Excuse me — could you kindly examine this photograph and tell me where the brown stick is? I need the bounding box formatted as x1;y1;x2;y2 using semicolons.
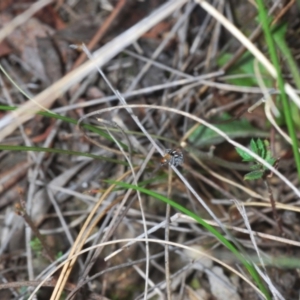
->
15;194;55;262
0;279;75;291
264;178;284;237
71;0;127;70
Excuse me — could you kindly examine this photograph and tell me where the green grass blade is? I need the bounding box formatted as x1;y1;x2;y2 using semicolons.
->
273;24;300;90
108;180;270;299
0;144;127;165
0;104;128;150
273;23;300;128
256;0;300;181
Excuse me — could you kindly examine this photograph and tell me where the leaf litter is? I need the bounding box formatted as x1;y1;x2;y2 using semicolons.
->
0;1;300;299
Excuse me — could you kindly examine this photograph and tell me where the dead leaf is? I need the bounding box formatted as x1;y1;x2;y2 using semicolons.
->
207;266;241;300
0;14;54;82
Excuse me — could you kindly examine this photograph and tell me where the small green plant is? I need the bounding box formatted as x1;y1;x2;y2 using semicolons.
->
55;250;63;260
30;237;43;257
236;139;276;180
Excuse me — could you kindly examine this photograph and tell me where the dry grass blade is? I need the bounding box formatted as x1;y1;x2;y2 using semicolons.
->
78;103;300;198
48;170;133;300
0;0;53;43
233;199;284;299
195;0;300;109
189;153;269;201
0;0;188;142
28;238;266;300
71;0;127;69
3;1;300;298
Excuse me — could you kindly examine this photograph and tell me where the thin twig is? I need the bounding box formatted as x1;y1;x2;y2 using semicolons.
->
79;43;150;300
264;179;284;236
71;0;127;69
28;238;266;300
0;0;53;43
165;166;173;300
15;196;55;262
0;0;188;141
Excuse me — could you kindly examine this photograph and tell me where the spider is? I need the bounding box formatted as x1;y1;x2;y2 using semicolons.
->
160;148;184;167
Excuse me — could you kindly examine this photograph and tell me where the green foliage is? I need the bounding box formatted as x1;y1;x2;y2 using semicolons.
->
236;139;276;180
273;23;300;128
188;113;267;147
273;23;300;88
256;0;300;181
19;286;27;296
55;251;63;260
30;237;43;257
190;278;201;289
107;180;270;299
0;104;129;151
0;144;127;166
217;52;272;87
